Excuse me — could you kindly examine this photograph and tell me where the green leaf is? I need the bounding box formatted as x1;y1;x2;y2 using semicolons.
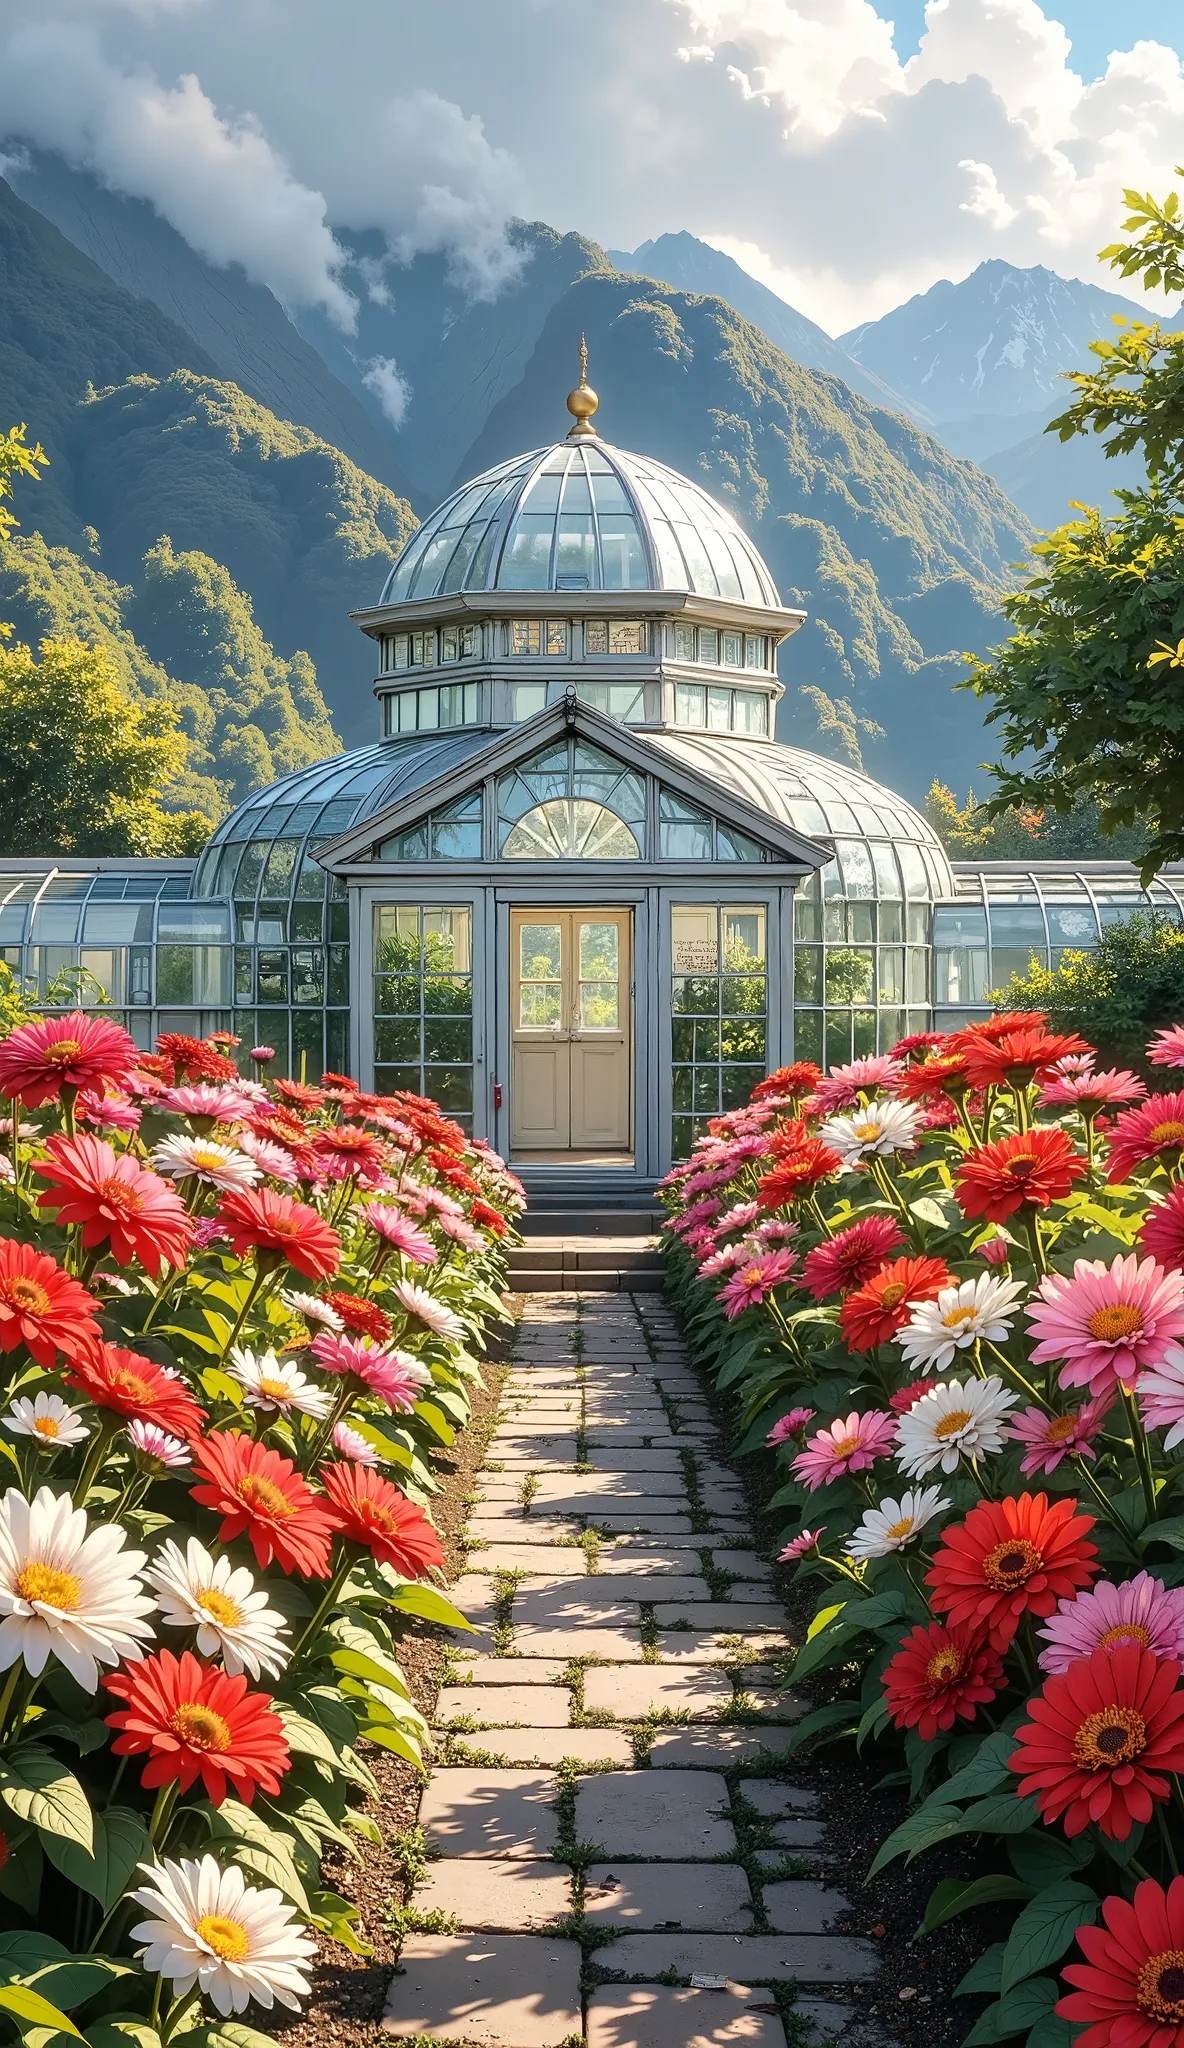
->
387;1583;475;1631
778;1701;860;1755
0;1939;68;1978
956;1942;1006;1997
328;1648;411;1698
868;1804;964;1877
310;1888;371;1956
918;1873;1035;1938
274;1708;340;1767
836;1592;908;1633
0;1988;83;2039
959;1792;1041;1835
355;1722;425;1765
20;1959;131;2015
0;1748;91;1853
85;2019;163;2048
40;1808;148;1912
999;1881;1099;1996
963;1978;1060;2045
1007;1832;1094;1888
940;1728;1018;1805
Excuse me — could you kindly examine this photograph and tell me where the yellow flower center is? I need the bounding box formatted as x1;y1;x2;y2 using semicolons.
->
0;1278;51;1316
169;1703;232;1753
257;1377;292;1402
191;1148;225;1171
32;1417;60;1441
1073;1704;1147;1771
941;1305;979;1331
741;1266;763;1287
1098;1621;1152;1652
926;1645;963;1684
878;1281;908;1309
236;1473;292;1519
1045;1414;1078;1441
43;1040;83;1066
1150;1122;1184;1149
95;1177;144;1220
934;1408;973;1438
885;1516;915;1542
194;1914;251;1963
853;1123;881;1142
982;1537;1043;1591
1088;1304;1144;1342
1137;1949;1184;2021
16;1561;82;1611
832;1434;862;1459
197;1586;243;1628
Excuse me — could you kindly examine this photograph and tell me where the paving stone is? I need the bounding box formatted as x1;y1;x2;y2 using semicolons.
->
512;1592;642;1629
657;1632;794;1661
739;1781;820;1817
414;1858;571;1931
520;1575;710;1610
419;1770;559;1859
582;1666;732;1719
511;1625;647;1659
591;1550;710;1575
538;1481;690;1511
465;1520;576;1545
788;1998;855;2044
382;1932;581;2043
604;1931;878;1983
767;1816;826;1849
654;1604;790;1631
760;1883;851;1934
648;1728;804;1767
586;1448;684;1471
435;1686;572;1728
575;1770;734;1858
476;1728;635;1767
583;1861;754;1931
445;1578;499;1624
711;1552;774;1579
464;1546;587;1575
449;1657;570;1685
586;1983;787;2047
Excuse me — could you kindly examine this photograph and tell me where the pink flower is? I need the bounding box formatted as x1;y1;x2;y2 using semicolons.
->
250;1046;276;1063
310;1332;430;1414
681;1167;736;1197
810;1055;904;1113
1040;1068;1146;1111
1137;1341;1184;1449
791;1410;897;1492
1138;1183;1184;1273
779;1529;824;1562
0;1011;137;1106
1038;1571;1184;1674
751;1219;799;1247
363;1206;438;1265
671;1198;722;1237
127;1418;191;1468
801;1215;904;1301
1105;1091;1184;1181
1027;1253;1184;1396
332;1420;380;1464
697;1243;750;1279
434;1212;482;1252
716;1200;761;1237
977;1233;1011;1266
77;1088;142;1133
239;1132;301;1186
890;1378;936;1414
1149;1025;1184;1068
191;1217;226;1249
160;1083;258;1125
767;1407;814;1447
717;1249;797;1319
1005;1397;1111;1475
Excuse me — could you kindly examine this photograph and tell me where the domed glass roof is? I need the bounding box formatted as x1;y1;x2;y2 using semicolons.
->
379;442;781;609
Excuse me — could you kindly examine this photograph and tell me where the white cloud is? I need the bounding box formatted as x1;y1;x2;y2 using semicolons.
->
361;356;411;428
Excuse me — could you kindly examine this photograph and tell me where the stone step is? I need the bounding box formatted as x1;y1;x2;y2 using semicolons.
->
511;1265;666;1293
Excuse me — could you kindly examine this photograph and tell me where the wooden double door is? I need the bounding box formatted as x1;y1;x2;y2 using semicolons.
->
510;908;632;1151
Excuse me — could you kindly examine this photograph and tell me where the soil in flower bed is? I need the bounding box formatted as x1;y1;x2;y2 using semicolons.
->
274;1317;516;2048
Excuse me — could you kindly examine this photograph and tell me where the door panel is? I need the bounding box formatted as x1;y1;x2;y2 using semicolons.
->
570;914;630;1147
511;918;569;1149
510;908;632;1152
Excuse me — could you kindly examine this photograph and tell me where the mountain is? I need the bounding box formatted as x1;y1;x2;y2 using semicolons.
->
608;232;921;419
456;270;1033;799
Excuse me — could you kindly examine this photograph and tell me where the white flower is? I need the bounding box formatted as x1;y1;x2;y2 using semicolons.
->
391;1278;465;1341
332;1420;380;1465
819;1097;923;1165
846;1486;951;1560
152;1135;261;1191
0;1485;154;1689
895;1376;1018;1478
279;1289;343;1331
130;1854;314;2014
228;1347;333;1419
143;1537;290;1680
5;1394;89;1449
127;1420;190;1469
898;1274;1028;1373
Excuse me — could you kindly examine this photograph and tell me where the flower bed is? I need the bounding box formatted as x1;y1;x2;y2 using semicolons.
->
661;1018;1184;2048
0;1015;519;2045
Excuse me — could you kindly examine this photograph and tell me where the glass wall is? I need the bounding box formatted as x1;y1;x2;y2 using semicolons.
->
372;906;474;1127
792;849;933;1063
670;905;768;1157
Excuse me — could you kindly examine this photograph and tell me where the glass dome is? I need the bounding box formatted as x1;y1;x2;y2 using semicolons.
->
379;441;781;607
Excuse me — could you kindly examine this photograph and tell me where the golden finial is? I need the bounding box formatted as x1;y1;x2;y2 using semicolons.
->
566;333;599;438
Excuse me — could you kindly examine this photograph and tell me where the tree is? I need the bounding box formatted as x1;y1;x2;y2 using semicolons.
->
966;173;1184;878
0;423;47;545
924;782;1147;860
990;911;1184;1071
0;635;208;855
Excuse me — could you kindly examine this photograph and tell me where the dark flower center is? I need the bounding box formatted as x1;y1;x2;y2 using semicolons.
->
982;1537;1043;1590
1137;1950;1184;2020
1073;1704;1147;1770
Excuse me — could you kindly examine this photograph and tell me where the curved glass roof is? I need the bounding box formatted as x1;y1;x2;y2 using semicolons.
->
379;442;781;609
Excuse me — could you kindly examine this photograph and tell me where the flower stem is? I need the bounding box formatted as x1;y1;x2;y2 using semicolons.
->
72;1413;118;1506
1121;1383;1158;1522
217;1267;266;1368
289;1545;355;1667
148;1780;179;1850
0;1662;22;1738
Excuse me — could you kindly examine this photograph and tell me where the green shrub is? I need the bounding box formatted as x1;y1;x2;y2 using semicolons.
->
992;908;1184;1069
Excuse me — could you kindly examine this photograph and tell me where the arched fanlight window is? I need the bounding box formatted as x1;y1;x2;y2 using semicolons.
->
497;740;646;858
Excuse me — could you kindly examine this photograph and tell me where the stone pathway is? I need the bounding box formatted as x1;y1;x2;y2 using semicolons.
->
382;1290;876;2048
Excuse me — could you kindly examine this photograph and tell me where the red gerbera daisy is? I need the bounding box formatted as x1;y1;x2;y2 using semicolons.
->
896;1053;971;1102
958;1025;1089;1091
1010;1645;1184;1839
839;1254;951;1353
189;1432;334;1576
757;1136;842;1211
0;1012;137;1107
926;1491;1098;1652
801;1216;904;1300
951;1010;1048;1044
35;1134;195;1277
1059;1873;1184;2045
322;1291;393;1344
215;1186;340;1281
751;1063;823;1102
320;1072;355;1091
313;1126;387;1183
104;1648;290;1805
156;1033;238;1083
889;1376;937;1413
955;1126;1087;1223
427;1150;479;1193
274;1079;326;1111
470;1199;507;1238
891;1031;946;1061
1106;1093;1184;1183
66;1342;207;1443
882;1621;1005;1742
0;1238;101;1367
321;1462;445;1577
1140;1183;1184;1273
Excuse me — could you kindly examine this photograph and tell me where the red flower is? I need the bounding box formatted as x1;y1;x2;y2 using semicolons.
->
926;1491;1098;1652
958;1025;1089;1090
891;1031;946;1061
470;1199;507;1238
801;1216;904;1300
0;1012;137;1107
839;1255;951;1353
751;1063;822;1102
952;1009;1048;1044
882;1621;1005;1742
156;1033;238;1083
215;1187;340;1281
897;1053;970;1102
1059;1873;1184;2046
427;1150;479;1193
1140;1183;1184;1272
104;1648;289;1805
757;1134;842;1210
1106;1093;1184;1183
889;1377;937;1414
246;1109;317;1175
320;1071;355;1091
1010;1645;1184;1839
274;1079;326;1111
955;1126;1087;1223
66;1343;207;1443
322;1292;393;1344
35;1135;195;1277
0;1238;101;1367
189;1432;334;1577
313;1126;387;1183
322;1462;445;1577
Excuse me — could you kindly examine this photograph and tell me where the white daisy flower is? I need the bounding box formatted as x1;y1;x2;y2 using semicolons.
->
819;1097;924;1165
143;1537;290;1680
129;1854;314;2015
846;1486;951;1560
279;1289;344;1331
895;1376;1018;1478
151;1135;261;1191
391;1278;465;1342
127;1420;191;1469
228;1347;333;1420
5;1393;89;1449
0;1485;154;1690
898;1274;1028;1374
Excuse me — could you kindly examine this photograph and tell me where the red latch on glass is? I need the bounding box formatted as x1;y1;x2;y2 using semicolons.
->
493;1081;503;1109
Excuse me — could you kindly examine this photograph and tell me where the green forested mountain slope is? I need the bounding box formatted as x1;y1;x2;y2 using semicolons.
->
458;272;1032;797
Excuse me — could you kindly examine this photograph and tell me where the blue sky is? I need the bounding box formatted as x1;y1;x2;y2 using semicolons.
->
888;0;1183;66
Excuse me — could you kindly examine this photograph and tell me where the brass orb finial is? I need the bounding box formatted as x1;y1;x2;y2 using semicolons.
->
566;334;599;438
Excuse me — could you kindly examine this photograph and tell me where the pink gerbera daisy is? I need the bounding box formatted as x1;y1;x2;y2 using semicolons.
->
309;1332;430;1413
717;1249;797;1319
697;1243;751;1279
779;1529;824;1562
1005;1397;1111;1475
810;1055;904;1113
715;1200;761;1237
332;1419;381;1464
0;1011;137;1107
1138;1183;1184;1273
890;1377;937;1414
791;1409;897;1492
363;1205;438;1265
1027;1253;1184;1396
434;1212;482;1251
1149;1024;1184;1068
1105;1091;1184;1181
1038;1571;1184;1674
1039;1068;1147;1112
238;1131;301;1186
767;1406;814;1447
